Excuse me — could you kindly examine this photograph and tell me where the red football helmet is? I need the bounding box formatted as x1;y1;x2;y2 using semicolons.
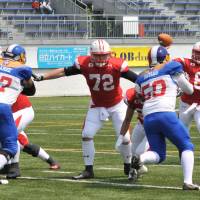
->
192;42;200;64
90;39;111;67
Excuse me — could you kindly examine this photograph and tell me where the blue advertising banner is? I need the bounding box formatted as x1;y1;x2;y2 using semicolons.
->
37;46;89;68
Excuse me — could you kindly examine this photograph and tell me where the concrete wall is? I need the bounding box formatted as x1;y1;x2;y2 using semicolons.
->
5;44;193;97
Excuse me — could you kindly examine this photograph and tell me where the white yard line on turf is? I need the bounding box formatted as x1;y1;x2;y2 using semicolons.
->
18;176;182;190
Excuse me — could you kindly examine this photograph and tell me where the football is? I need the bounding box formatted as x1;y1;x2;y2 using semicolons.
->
158;33;173;47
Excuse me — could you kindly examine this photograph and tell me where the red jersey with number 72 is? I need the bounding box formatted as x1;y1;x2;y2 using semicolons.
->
74;56;129;107
175;58;200;105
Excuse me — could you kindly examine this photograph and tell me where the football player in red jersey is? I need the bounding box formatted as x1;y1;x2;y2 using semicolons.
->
116;88;149;175
34;39;138;179
174;42;200;134
4;94;60;179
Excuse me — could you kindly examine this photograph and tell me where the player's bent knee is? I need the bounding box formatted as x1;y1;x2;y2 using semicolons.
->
82;131;95;139
122;132;131;144
180;142;194;152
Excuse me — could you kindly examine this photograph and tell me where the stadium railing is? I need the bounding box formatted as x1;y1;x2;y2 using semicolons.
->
0;14;200;40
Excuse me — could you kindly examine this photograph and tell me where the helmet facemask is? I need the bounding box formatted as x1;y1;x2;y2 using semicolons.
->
91;53;111;67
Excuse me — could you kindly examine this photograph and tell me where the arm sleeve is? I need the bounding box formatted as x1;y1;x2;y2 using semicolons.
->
18;67;32;80
64;66;81;76
172;73;193;95
121;69;138;83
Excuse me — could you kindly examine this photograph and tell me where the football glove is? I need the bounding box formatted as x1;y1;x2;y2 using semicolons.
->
32;73;44;81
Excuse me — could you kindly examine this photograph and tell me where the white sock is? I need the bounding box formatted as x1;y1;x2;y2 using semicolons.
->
119;142;132;163
38;147;50;161
181;150;194;184
140;151;160;164
11;141;20;163
0;154;8;170
135;139;149;155
82;140;95;166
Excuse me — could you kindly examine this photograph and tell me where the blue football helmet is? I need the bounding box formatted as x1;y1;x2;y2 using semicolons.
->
147;45;170;67
3;44;26;64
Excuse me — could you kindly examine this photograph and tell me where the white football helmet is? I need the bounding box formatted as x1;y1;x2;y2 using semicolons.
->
192;42;200;64
2;44;26;64
148;45;170;67
90;39;111;67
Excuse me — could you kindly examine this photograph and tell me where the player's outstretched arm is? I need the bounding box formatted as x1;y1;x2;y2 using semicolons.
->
33;68;66;81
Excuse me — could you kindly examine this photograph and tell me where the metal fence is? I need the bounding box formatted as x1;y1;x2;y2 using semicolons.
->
0;14;200;40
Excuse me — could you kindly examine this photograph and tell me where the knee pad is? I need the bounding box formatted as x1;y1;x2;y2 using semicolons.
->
82;130;95;139
179;142;194;153
23;143;40;157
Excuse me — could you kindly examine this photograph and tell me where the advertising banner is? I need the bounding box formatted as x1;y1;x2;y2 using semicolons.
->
37;46;89;68
111;46;150;67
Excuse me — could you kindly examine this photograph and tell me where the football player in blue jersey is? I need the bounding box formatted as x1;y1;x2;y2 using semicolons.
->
0;44;35;181
129;45;199;190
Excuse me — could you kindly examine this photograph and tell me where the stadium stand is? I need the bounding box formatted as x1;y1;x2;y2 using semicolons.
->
0;0;199;40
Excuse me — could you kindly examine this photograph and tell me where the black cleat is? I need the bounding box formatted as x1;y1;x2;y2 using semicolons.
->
6;163;21;179
124;163;131;175
72;170;94;180
128;168;138;181
128;155;142;182
131;155;142;170
0;164;9;174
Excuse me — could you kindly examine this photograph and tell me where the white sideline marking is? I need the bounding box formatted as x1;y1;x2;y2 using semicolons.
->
18;176;182;190
42;170;72;174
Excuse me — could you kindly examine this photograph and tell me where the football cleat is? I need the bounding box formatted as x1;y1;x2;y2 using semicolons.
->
183;183;200;190
0;164;9;174
138;165;148;175
124;163;131;175
72;170;94;180
6;163;21;179
131;155;142;170
128;168;138;181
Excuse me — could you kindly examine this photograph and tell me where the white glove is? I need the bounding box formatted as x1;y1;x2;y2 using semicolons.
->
115;135;124;151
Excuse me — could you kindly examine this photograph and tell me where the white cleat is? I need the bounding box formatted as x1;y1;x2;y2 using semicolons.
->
138;165;148;175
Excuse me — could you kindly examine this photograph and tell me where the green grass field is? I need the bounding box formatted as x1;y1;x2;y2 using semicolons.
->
1;96;199;200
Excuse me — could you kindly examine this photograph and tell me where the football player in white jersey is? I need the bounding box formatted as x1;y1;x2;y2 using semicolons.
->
129;46;199;190
0;44;35;177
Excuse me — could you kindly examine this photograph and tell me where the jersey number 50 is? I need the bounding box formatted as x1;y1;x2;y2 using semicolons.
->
141;79;166;100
